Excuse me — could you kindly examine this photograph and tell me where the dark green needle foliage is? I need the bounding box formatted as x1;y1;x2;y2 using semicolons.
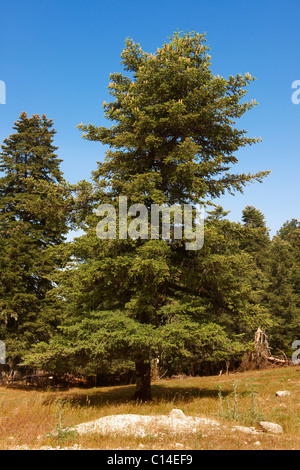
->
24;32;274;399
0;112;73;366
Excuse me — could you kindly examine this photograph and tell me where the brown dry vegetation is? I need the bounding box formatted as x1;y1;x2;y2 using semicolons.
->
0;366;299;450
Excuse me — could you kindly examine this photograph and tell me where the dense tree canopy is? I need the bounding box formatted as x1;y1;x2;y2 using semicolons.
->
0;112;73;365
22;32;275;400
1;34;298;399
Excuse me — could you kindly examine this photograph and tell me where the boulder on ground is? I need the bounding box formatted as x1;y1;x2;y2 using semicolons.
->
232;425;260;435
169;409;186;419
275;391;290;397
259;421;283;434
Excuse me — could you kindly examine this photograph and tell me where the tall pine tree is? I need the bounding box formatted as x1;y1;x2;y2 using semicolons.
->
25;32;270;399
0;112;73;367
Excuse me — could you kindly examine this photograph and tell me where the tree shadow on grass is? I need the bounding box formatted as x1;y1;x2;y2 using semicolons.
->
44;383;231;408
152;384;231;402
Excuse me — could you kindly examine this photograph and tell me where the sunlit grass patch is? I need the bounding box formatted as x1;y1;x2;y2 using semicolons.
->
0;366;299;450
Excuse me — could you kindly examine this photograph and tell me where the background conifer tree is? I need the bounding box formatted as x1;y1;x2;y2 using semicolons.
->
0;112;73;367
266;220;300;352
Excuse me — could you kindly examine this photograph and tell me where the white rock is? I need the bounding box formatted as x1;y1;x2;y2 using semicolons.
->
275;391;291;397
254;441;261;446
232;425;260;435
169;409;186;419
46;412;221;439
259;421;283;434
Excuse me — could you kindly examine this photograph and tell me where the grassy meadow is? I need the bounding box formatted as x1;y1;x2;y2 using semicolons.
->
0;366;299;450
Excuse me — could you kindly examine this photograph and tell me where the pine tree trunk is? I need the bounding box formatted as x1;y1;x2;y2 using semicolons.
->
132;359;152;401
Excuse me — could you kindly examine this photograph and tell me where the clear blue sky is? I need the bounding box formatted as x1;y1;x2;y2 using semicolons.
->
0;0;299;237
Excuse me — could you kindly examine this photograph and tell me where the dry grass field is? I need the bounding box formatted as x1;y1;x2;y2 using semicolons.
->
0;366;299;450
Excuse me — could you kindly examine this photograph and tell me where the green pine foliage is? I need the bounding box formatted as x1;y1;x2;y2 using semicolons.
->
22;32;274;400
0;112;73;366
4;33;297;396
267;220;300;352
